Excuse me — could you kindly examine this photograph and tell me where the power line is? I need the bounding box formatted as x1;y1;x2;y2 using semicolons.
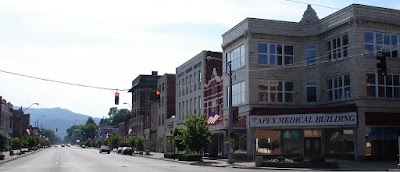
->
0;69;130;92
285;0;340;10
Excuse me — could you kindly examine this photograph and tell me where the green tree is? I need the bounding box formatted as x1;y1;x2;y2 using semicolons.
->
182;114;212;154
82;124;97;140
128;136;137;148
108;134;123;149
42;128;61;144
10;138;20;150
86;117;96;125
173;126;186;152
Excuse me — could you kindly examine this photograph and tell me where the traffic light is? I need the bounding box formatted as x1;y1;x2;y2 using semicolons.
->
56;128;58;132
115;92;120;105
155;90;160;102
376;50;387;76
233;107;239;123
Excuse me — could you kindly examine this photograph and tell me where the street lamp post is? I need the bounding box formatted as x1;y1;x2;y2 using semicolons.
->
19;103;39;155
36;115;46;128
207;56;234;164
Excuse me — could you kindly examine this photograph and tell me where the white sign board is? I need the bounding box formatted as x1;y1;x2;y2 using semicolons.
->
250;112;357;127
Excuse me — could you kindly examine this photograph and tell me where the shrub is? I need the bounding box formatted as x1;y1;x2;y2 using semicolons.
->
0;155;4;160
276;156;286;162
309;156;325;162
292;157;303;162
164;153;178;159
178;154;202;161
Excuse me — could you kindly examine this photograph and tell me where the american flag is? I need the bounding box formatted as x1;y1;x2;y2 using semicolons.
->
128;128;132;135
26;129;30;135
106;133;109;139
207;112;220;125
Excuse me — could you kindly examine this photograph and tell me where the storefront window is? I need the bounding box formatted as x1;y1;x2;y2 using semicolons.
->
325;129;354;155
232;130;247;153
365;127;399;158
255;130;281;155
282;130;301;155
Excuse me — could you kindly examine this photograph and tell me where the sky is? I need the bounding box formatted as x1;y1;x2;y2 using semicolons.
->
1;0;399;118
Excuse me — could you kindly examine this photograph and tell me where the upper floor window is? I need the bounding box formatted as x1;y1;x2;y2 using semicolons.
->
305;44;317;66
367;73;400;98
365;31;399;58
306;81;317;102
326;74;350;101
226;44;245;71
198;72;202;90
258;43;294;65
258;80;295;103
227;81;246;106
190;75;193;93
325;33;348;61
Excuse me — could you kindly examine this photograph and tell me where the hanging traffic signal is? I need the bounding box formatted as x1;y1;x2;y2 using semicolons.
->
376;50;387;76
115;92;120;105
155;90;160;102
56;128;58;132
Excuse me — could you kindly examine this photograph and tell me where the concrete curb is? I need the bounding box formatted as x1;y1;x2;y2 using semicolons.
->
0;150;40;165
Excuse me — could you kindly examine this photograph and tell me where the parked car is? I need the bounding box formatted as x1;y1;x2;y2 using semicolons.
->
81;145;86;148
121;147;133;155
117;147;123;154
99;145;111;154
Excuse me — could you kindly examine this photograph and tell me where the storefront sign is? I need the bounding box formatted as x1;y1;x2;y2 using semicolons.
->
250;112;357;127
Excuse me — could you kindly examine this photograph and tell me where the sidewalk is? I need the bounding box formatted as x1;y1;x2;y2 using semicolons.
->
133;152;400;171
0;149;39;165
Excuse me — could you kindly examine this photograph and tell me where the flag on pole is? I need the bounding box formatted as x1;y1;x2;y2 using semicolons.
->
128;128;132;135
207;112;220;125
26;129;30;135
106;133;109;139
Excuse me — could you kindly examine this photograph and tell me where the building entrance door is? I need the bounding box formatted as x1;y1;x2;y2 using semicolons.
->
304;137;321;156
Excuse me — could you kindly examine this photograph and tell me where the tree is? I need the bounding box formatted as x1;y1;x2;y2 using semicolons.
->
42;128;61;144
10;138;20;150
108;134;123;149
86;117;96;125
182;114;212;154
173;126;186;152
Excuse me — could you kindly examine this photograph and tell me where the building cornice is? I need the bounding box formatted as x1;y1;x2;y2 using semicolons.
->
221;30;248;51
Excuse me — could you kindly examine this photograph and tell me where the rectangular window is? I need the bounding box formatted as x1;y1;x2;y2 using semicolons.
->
190;75;192;93
198;72;202;90
258;43;294;66
227;81;246;106
194;73;197;91
326;74;351;101
325;33;349;61
366;73;400;98
364;31;399;58
226;44;245;71
258;80;294;103
305;44;317;66
306;81;317;102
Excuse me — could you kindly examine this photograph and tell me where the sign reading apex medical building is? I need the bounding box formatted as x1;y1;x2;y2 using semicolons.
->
250;112;357;127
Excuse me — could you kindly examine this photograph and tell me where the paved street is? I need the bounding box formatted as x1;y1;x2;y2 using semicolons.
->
1;146;399;171
0;146;250;172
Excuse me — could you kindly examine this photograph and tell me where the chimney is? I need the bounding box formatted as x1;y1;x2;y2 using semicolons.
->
151;71;158;76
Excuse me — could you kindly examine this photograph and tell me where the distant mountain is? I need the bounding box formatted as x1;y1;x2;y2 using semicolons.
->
16;107;101;140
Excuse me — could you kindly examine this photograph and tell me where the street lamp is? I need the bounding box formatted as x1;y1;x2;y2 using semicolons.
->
206;56;234;164
123;102;132;108
19;102;39;155
36;115;46;128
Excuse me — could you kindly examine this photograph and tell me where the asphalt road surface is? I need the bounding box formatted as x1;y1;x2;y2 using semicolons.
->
0;146;254;172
